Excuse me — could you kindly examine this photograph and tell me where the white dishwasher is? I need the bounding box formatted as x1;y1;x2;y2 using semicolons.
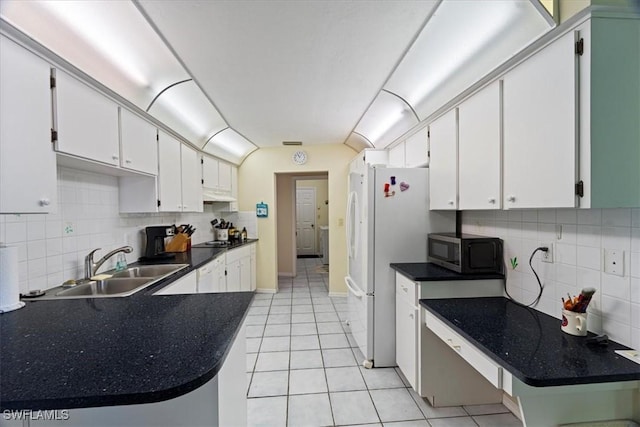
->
197;256;226;293
197;260;215;293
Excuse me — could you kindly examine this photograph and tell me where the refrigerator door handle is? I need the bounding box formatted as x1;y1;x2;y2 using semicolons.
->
344;276;365;298
345;191;359;260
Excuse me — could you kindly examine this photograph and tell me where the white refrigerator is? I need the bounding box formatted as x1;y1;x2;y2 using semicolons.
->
345;166;454;367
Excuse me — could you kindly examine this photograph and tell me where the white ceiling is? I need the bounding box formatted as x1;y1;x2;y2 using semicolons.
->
136;0;438;148
1;0;554;162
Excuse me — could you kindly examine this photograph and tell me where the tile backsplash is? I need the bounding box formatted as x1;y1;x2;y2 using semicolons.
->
463;209;640;349
0;167;256;294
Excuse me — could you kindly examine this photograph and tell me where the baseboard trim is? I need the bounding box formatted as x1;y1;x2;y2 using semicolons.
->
502;393;522;420
278;273;294;278
328;291;348;298
256;288;277;294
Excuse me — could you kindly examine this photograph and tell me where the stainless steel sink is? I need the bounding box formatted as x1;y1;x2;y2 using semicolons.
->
36;264;189;299
110;265;186;278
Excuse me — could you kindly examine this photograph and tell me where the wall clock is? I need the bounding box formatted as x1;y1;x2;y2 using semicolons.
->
292;150;308;165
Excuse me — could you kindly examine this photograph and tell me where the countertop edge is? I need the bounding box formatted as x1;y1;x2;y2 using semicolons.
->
391;262;505;282
419;298;640;388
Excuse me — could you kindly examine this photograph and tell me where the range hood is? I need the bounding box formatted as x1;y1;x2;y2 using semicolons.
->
202;189;236;203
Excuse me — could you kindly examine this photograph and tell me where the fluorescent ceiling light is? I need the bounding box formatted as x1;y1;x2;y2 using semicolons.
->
354;91;418;148
148;80;227;147
204;128;256;160
0;0;188;108
385;0;553;120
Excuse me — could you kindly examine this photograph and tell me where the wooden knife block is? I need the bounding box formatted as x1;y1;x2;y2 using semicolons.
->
165;233;190;252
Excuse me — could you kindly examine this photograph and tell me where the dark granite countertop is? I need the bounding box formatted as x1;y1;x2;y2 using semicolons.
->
0;241;258;411
420;297;640;387
391;262;504;281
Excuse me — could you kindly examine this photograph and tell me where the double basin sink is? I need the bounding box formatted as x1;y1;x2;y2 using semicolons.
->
40;264;189;299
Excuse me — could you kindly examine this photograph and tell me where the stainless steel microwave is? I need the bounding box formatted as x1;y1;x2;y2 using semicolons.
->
427;233;503;274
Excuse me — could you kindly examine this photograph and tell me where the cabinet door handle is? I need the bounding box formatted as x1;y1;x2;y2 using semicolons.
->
39;198;50;207
507;195;516;202
112;154;119;161
125;159;132;164
448;200;454;205
409;313;414;319
183;205;188;209
402;287;408;293
488;198;496;204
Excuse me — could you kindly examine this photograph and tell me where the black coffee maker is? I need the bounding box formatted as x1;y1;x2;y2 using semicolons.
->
140;225;176;261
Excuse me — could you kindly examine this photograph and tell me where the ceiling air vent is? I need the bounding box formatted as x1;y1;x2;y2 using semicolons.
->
282;141;303;146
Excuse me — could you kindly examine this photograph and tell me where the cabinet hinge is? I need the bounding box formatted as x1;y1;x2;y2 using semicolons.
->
225;270;227;276
157;199;161;207
575;180;584;197
50;76;56;89
575;38;584;56
201;179;204;185
427;150;430;158
50;129;58;143
201;158;204;165
427;130;430;138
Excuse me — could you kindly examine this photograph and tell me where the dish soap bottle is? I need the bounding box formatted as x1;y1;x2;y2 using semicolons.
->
115;253;128;272
241;227;248;242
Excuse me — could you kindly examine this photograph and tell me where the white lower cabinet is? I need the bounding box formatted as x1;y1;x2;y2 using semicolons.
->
395;274;418;390
198;256;226;293
226;246;251;292
395;272;505;405
153;271;197;295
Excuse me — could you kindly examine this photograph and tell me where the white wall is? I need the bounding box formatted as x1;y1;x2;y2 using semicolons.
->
463;208;640;348
238;144;355;294
0;167;226;294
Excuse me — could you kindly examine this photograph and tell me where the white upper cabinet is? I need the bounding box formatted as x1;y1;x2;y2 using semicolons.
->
202;155;220;189
404;128;429;168
429;109;458;210
502;30;577;209
54;70;120;166
218;161;232;194
181;144;203;212
458;81;502;210
0;35;56;214
158;131;183;212
388;142;405;167
119;108;158;175
577;16;640;208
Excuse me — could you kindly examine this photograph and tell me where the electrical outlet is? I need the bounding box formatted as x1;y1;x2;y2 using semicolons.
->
604;249;624;276
541;243;554;263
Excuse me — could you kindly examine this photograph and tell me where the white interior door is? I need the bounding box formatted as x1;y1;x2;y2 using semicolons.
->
296;187;316;256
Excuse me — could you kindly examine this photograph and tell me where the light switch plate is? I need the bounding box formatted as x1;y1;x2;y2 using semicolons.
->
604;249;624;276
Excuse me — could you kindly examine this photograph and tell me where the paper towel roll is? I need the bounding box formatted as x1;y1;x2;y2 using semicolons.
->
0;244;25;313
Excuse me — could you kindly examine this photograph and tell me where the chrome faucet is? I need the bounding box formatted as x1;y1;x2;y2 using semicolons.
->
84;246;133;279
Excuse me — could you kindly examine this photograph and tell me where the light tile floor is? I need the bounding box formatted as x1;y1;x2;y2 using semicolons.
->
246;258;523;427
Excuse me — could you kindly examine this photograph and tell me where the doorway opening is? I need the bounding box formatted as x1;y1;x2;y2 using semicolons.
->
276;172;329;279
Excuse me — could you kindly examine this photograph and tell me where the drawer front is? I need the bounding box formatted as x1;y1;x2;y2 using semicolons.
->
226;246;250;263
395;273;418;305
425;310;502;389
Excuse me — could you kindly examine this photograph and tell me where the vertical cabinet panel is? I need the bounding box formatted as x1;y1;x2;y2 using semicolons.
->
0;36;56;214
388;142;405;167
429;109;458;210
405;128;428;168
158;131;182;212
55;70;120;165
181;144;203;212
202;155;219;189
120;108;158;175
458;81;502;210
503;30;577;209
218;161;232;193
